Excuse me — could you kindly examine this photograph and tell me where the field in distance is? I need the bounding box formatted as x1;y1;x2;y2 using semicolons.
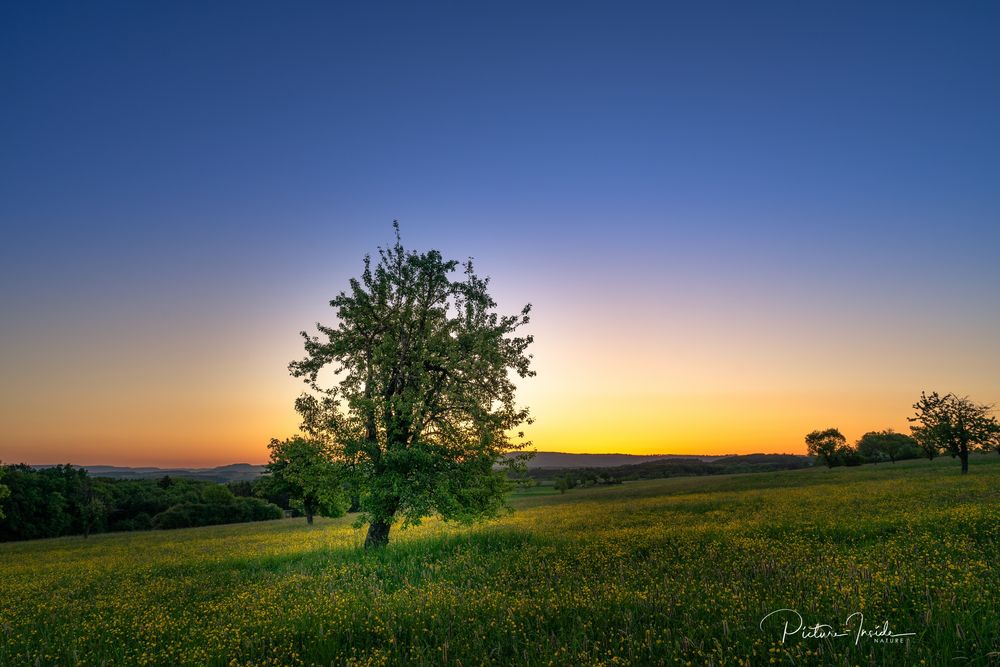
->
1;456;997;666
57;452;745;485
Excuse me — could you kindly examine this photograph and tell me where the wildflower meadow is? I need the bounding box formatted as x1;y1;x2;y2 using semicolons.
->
1;456;996;666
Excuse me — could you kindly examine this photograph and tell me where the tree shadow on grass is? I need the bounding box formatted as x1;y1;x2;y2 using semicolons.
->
145;523;548;590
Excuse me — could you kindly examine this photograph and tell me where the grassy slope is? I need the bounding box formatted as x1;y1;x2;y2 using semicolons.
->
0;456;997;666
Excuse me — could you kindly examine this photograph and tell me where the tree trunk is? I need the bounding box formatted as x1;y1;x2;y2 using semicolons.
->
960;450;969;474
306;512;314;525
365;519;391;548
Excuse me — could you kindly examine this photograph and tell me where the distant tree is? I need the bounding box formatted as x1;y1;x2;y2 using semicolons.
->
856;430;919;464
77;476;109;538
0;465;9;520
262;437;346;524
79;496;107;538
157;475;174;489
252;477;294;513
237;497;284;521
855;433;885;463
553;475;576;494
200;483;236;505
289;224;534;547
226;480;254;497
837;445;865;467
805;428;847;468
909;391;1000;474
911;427;940;461
511;477;534;492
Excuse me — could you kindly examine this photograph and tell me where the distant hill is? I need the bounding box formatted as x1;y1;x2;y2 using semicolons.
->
513;452;719;468
516;453;813;481
32;453;806;483
71;464;266;483
37;454;713;481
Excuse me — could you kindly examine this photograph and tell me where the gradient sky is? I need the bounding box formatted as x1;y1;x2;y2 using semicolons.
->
2;2;999;466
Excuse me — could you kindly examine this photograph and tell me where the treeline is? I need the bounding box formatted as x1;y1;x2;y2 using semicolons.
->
552;470;624;493
807;391;1000;474
804;430;922;468
517;454;812;493
0;464;284;542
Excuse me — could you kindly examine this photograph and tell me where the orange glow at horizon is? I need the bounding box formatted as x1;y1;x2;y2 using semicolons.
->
0;388;935;466
2;230;999;469
2;277;997;467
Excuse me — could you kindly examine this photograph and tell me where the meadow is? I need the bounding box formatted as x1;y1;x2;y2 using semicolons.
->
0;456;997;666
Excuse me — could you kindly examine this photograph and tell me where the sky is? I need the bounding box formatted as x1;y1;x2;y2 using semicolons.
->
1;2;998;466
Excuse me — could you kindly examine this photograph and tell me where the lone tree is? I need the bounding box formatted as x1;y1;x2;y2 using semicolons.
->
261;437;347;524
908;391;1000;474
289;224;535;547
805;428;847;468
77;477;107;539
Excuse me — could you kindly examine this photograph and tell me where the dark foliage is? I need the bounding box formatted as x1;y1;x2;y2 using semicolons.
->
909;391;1000;474
516;453;811;484
855;430;921;463
151;497;282;530
0;464;283;542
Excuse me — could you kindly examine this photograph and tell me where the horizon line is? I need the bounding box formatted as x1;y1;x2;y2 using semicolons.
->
9;450;811;469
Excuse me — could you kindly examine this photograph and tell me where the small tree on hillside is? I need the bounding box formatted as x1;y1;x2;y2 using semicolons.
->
261;437;347;523
553;475;577;494
289;224;535;547
805;428;847;468
909;391;1000;474
78;477;108;539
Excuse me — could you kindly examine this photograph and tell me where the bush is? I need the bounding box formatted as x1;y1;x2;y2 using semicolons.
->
236;497;283;521
152;498;284;530
837;447;866;467
554;475;577;494
152;503;199;530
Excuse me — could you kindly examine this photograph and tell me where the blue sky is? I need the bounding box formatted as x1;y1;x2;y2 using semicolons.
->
1;1;998;464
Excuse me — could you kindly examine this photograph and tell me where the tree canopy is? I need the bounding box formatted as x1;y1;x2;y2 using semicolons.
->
0;464;283;541
260;437;347;524
289;225;535;547
855;430;919;463
804;428;848;468
909;391;1000;474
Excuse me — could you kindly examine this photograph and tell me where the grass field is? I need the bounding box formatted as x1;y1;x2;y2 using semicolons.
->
1;456;997;666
